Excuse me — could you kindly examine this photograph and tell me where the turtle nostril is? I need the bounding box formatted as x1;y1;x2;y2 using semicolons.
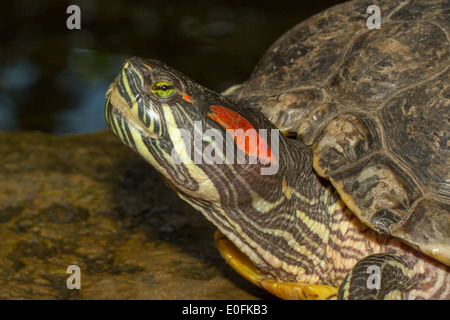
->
122;60;130;70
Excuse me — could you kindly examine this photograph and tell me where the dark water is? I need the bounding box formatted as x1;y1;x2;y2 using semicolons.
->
0;0;347;134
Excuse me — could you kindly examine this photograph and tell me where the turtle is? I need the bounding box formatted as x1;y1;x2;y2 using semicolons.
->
104;0;449;299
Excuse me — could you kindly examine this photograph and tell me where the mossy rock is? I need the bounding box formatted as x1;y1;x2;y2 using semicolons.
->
0;131;272;299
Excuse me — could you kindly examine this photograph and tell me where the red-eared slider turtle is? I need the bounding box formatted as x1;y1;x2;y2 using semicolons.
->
105;0;449;299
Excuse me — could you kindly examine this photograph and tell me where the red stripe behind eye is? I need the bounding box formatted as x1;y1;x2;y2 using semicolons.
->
207;105;276;164
183;93;193;103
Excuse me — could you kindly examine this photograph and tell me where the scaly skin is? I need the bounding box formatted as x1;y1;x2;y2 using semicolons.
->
105;57;449;299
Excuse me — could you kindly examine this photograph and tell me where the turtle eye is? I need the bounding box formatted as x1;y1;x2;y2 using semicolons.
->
151;81;174;98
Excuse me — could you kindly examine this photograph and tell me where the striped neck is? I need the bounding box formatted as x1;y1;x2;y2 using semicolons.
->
177;135;339;283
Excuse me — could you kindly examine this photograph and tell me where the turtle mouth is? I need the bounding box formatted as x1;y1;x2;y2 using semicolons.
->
105;81;162;142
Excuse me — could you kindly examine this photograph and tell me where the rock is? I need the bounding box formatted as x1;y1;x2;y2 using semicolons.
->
0;131;272;299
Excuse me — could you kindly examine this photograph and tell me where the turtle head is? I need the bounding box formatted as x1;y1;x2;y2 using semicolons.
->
105;57;318;280
105;57;288;204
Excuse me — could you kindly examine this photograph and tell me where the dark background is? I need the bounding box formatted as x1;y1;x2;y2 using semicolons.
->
0;0;348;134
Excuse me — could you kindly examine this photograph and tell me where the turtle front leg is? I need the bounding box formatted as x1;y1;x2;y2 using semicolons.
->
337;252;448;300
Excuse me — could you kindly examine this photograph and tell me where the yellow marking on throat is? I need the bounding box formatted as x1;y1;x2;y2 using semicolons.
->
121;68;146;120
162;103;194;166
249;188;285;214
282;178;293;199
161;104;221;200
111;111;125;142
108;82;159;140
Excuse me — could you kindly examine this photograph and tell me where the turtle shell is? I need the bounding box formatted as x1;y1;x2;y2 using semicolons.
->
226;0;450;265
